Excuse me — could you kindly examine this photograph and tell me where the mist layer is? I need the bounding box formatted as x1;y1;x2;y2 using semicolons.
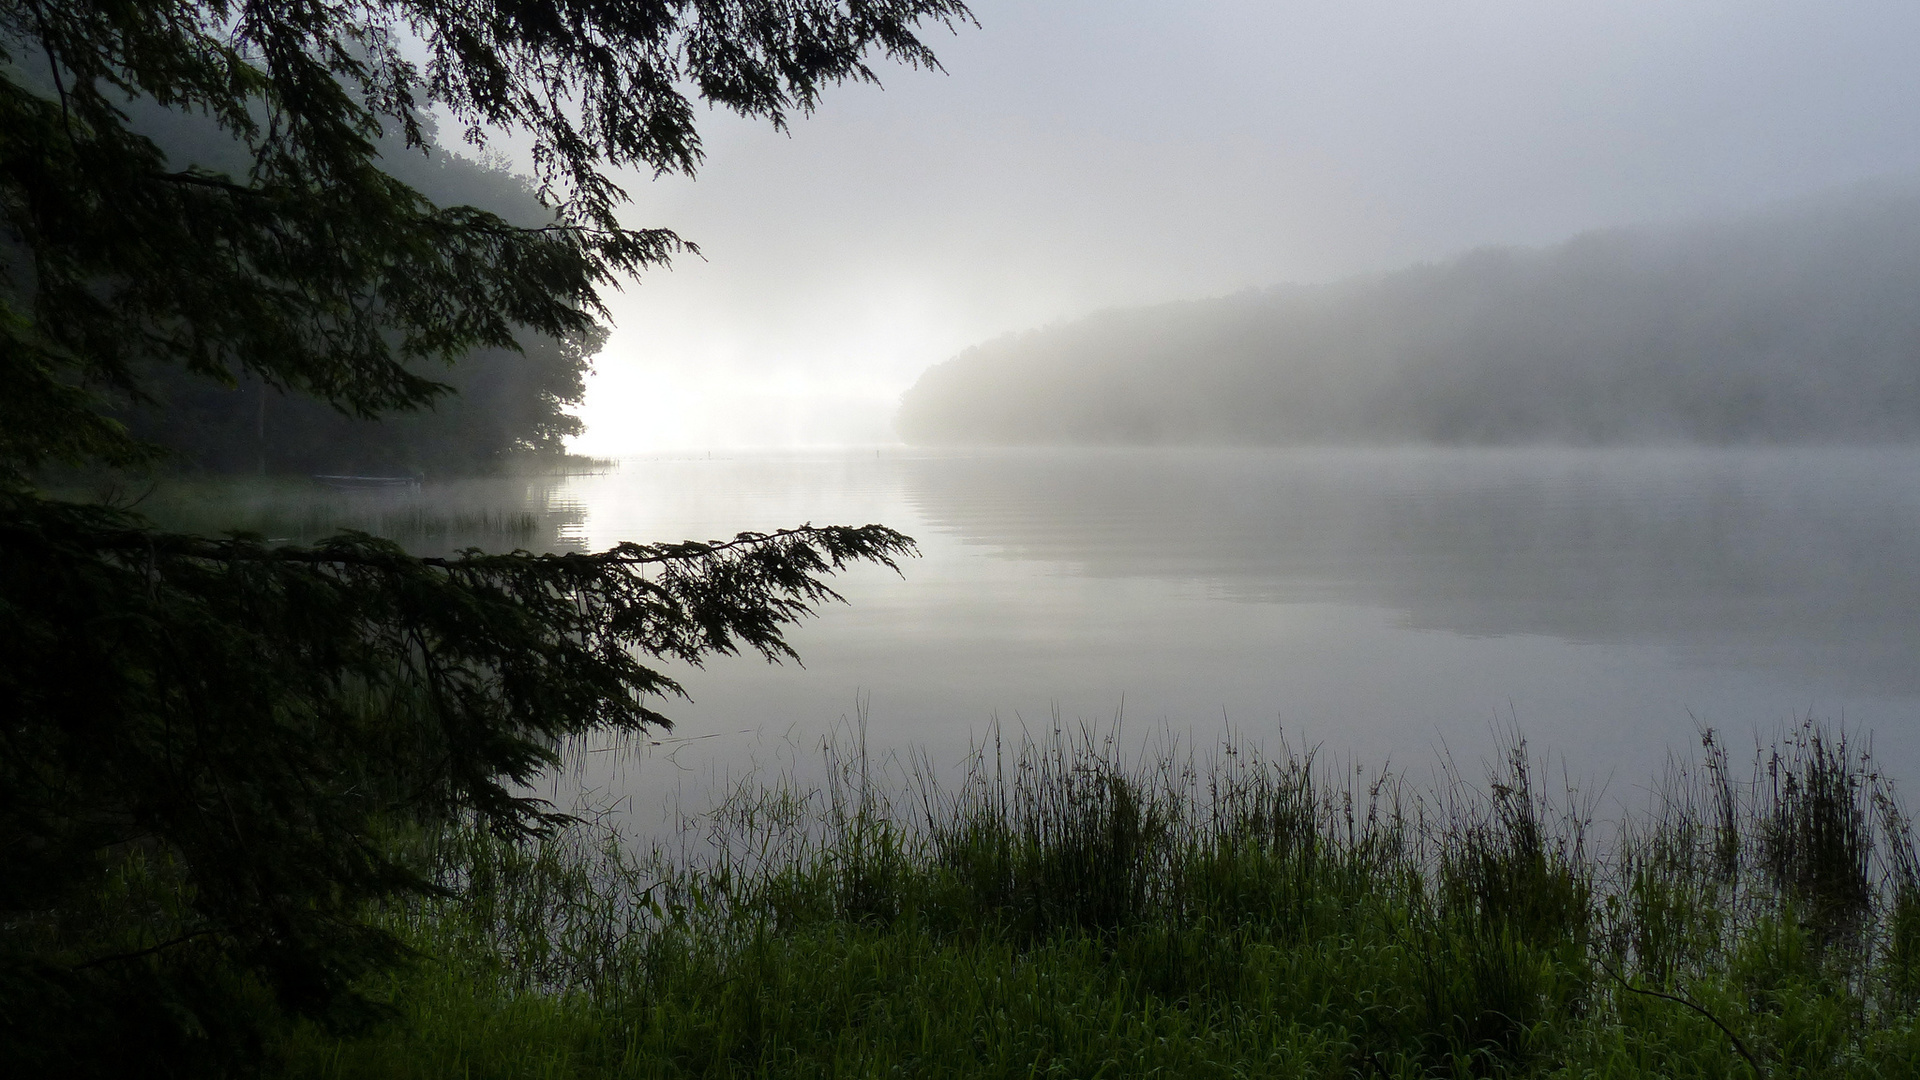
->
898;182;1920;446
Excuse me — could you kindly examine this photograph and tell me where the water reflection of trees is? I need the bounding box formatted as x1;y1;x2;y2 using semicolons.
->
904;448;1920;694
139;477;593;558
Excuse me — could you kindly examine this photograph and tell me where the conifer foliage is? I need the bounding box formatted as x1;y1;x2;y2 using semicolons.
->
0;0;962;1072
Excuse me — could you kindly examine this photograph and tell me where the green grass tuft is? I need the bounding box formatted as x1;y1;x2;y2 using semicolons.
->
288;720;1920;1078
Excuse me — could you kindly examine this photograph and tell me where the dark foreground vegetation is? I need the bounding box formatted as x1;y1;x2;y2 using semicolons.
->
1;0;966;1074
280;722;1920;1078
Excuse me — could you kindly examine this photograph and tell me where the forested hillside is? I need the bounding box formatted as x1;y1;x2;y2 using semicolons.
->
116;105;596;475
898;182;1920;445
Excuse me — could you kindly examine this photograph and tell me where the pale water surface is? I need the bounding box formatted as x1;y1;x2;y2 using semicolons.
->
164;447;1920;819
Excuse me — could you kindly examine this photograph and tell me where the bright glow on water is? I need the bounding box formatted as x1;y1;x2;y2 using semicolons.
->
523;447;1920;825
163;447;1920;822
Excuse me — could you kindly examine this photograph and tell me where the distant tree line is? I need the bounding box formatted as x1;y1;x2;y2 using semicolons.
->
899;182;1920;446
109;103;595;475
125;325;598;476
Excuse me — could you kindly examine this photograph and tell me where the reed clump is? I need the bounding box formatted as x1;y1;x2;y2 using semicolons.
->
295;720;1920;1079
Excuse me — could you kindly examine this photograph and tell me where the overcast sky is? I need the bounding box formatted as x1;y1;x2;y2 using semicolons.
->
567;0;1920;453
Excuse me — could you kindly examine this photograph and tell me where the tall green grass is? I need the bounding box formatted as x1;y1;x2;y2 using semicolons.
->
295;721;1920;1078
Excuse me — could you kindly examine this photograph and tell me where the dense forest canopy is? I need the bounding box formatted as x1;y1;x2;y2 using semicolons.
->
898;181;1920;447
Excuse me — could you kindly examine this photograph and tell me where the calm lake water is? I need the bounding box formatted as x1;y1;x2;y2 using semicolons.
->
166;446;1920;817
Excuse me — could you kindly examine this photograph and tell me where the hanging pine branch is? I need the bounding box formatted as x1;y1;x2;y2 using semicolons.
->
0;494;916;1068
1;1;969;1070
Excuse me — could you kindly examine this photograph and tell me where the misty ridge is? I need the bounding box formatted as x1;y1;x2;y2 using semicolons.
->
898;181;1920;446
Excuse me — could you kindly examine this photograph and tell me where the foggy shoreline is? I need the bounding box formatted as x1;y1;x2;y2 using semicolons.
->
899;181;1920;450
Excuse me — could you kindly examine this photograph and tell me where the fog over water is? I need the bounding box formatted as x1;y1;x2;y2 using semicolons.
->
494;448;1920;826
355;3;1920;815
165;447;1920;822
